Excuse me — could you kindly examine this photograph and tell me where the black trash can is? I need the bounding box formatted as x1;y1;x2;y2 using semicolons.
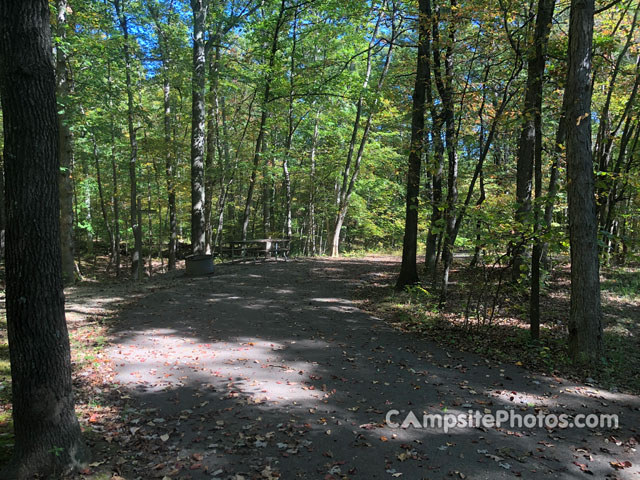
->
185;254;214;276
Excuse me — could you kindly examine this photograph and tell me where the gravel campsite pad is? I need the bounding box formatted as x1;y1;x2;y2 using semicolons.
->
101;257;640;479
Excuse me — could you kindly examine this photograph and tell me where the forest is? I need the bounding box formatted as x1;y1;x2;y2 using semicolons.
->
5;0;636;273
0;0;639;478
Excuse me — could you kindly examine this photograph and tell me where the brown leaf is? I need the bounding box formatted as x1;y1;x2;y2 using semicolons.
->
610;460;632;470
572;462;593;475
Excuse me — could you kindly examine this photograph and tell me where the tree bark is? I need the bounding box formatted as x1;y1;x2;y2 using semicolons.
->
514;0;557;337
0;1;89;476
470;170;486;267
190;0;208;255
396;0;431;289
564;0;603;366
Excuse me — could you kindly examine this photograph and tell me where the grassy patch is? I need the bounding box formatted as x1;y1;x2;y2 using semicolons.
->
601;267;640;300
0;332;10;404
0;315;12;466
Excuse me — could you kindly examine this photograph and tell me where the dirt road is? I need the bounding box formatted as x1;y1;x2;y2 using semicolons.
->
106;257;640;479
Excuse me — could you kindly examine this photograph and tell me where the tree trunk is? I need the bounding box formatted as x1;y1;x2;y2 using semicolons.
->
308;108;320;255
205;34;223;253
469;171;486;267
81;154;93;257
115;0;142;280
0;1;89;476
396;0;431;289
109;127;121;276
190;0;208;255
282;7;298;239
564;0;603;366
146;166;153;275
512;45;536;279
107;59;121;276
262;144;272;235
282;155;293;238
435;0;458;305
330;210;347;258
55;0;78;284
424;116;444;277
513;0;556;336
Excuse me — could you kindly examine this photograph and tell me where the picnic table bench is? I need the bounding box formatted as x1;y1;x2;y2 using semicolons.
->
215;238;290;262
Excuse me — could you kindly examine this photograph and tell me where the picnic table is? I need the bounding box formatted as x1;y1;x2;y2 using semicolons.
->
215;238;290;262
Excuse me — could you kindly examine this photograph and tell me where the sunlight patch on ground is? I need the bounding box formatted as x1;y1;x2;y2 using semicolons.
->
490;389;551;407
309;297;353;304
110;332;326;403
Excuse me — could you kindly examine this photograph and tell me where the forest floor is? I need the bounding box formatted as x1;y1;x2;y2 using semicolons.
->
0;255;639;479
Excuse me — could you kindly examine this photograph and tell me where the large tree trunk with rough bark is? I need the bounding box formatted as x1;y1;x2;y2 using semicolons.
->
396;0;431;289
564;0;603;366
0;1;89;477
190;0;208;255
